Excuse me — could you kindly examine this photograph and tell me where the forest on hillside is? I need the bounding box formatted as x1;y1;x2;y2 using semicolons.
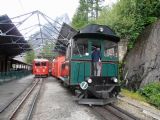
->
72;0;160;49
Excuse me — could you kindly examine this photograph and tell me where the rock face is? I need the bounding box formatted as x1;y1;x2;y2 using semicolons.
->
123;20;160;90
118;39;128;61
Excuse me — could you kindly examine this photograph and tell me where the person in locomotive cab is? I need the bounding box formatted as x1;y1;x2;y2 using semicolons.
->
91;47;102;76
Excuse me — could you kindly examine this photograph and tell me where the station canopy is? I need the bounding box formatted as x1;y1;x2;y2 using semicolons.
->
55;23;77;54
0;15;31;57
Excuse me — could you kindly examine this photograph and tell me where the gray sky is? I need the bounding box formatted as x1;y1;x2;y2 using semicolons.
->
0;0;117;20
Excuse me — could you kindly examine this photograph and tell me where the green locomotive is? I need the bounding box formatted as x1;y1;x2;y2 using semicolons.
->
61;24;120;105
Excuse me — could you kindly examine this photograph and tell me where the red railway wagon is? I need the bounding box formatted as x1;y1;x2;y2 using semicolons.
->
51;56;65;78
61;61;69;77
32;58;49;77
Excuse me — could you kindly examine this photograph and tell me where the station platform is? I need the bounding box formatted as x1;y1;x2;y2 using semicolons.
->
0;75;34;112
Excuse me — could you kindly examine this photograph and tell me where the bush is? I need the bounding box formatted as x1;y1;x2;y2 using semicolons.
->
149;94;160;108
139;82;160;109
121;89;146;102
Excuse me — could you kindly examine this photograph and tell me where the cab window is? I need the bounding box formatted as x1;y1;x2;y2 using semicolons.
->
91;40;101;52
104;41;118;57
73;39;88;56
41;62;47;66
35;62;40;66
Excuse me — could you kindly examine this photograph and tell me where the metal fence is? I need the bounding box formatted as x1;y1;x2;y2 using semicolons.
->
0;70;31;83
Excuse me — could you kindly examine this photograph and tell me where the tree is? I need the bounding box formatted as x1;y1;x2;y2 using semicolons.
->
72;0;104;29
25;50;35;64
95;0;160;49
88;0;104;19
72;0;89;29
40;41;57;61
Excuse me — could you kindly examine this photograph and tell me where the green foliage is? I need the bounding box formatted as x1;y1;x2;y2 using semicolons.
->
95;0;160;49
71;0;104;29
40;42;57;60
72;0;89;29
139;83;160;108
118;61;124;83
25;50;35;64
121;89;146;102
72;11;88;29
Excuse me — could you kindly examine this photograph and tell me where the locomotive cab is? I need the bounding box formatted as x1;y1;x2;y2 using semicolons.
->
32;59;49;77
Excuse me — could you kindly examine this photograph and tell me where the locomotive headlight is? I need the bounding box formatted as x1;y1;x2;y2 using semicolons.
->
87;78;92;83
112;77;118;83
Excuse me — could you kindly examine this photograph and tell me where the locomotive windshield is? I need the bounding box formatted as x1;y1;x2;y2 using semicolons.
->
41;62;47;66
91;40;101;52
103;40;118;57
35;62;40;66
72;39;88;56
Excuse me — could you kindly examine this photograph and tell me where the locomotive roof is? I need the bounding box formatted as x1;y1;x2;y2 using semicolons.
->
73;24;120;42
34;58;49;62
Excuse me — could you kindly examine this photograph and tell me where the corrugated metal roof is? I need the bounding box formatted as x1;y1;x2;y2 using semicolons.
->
0;15;31;57
55;23;77;54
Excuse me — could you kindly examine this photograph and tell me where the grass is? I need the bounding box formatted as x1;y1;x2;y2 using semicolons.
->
120;88;147;102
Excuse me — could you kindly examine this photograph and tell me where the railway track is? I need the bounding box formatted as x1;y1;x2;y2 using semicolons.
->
91;104;140;120
9;78;44;120
0;79;35;113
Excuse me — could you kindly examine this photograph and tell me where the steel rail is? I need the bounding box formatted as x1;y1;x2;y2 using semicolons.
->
91;106;119;120
9;79;40;120
107;104;140;120
0;79;35;113
91;104;140;120
26;78;44;120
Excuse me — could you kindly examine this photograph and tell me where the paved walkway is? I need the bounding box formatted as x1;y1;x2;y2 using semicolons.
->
32;77;100;120
0;75;34;112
